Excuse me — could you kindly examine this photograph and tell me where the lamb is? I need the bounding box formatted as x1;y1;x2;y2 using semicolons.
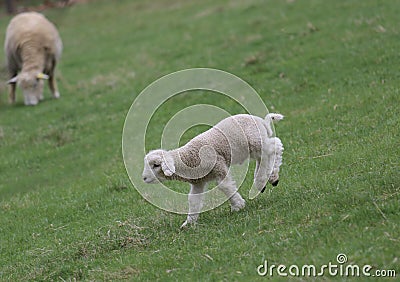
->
4;12;63;106
142;113;284;228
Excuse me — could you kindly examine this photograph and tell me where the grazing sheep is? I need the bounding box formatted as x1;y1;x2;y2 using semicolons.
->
142;113;284;228
4;12;63;106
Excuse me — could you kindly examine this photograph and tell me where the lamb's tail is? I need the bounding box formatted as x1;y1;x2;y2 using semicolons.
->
264;113;284;137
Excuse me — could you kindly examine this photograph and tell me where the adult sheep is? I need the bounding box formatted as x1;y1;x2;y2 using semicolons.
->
142;113;284;228
4;12;63;106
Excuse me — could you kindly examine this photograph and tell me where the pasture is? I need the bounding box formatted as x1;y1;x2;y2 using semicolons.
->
0;0;399;280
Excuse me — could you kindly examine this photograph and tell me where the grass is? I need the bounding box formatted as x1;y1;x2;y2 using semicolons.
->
0;0;399;280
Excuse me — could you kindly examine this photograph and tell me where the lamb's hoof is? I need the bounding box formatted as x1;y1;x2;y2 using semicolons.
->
180;221;189;229
231;199;246;212
271;180;279;187
180;220;196;229
261;186;266;193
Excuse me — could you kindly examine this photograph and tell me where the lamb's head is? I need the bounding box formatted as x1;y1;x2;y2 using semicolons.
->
142;149;175;184
8;72;49;106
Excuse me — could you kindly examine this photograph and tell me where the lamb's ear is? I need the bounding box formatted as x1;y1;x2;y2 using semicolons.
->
161;152;175;176
7;76;18;84
36;73;49;80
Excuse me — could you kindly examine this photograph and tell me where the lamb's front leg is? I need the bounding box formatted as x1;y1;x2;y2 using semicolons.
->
267;137;284;186
49;73;60;99
180;182;206;229
253;158;267;192
9;83;16;104
254;137;283;192
254;156;272;193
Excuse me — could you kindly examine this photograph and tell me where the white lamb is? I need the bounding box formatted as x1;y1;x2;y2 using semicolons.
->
142;113;284;228
4;12;63;106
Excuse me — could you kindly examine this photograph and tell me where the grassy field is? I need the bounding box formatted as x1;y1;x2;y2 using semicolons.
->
0;0;399;280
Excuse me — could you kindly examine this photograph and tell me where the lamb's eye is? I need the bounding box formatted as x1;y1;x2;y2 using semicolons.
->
152;163;161;168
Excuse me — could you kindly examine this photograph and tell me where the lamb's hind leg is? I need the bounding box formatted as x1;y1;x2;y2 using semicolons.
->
181;182;206;229
217;172;245;212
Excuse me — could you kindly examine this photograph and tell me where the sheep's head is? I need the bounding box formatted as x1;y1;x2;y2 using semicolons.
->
8;72;49;106
142;149;175;184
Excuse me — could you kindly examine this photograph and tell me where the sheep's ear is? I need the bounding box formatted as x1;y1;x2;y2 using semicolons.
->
161;153;175;177
7;76;18;84
37;73;49;80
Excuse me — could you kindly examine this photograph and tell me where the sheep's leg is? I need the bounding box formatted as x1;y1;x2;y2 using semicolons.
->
48;66;60;99
254;159;260;179
217;172;245;212
9;83;16;104
253;156;271;192
267;137;283;186
180;183;206;229
254;137;283;191
254;158;268;193
253;145;274;192
49;75;60;98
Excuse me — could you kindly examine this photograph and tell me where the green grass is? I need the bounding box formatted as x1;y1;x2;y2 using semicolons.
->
0;0;399;280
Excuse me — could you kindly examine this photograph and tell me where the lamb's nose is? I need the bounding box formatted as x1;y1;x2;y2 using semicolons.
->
143;177;147;182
